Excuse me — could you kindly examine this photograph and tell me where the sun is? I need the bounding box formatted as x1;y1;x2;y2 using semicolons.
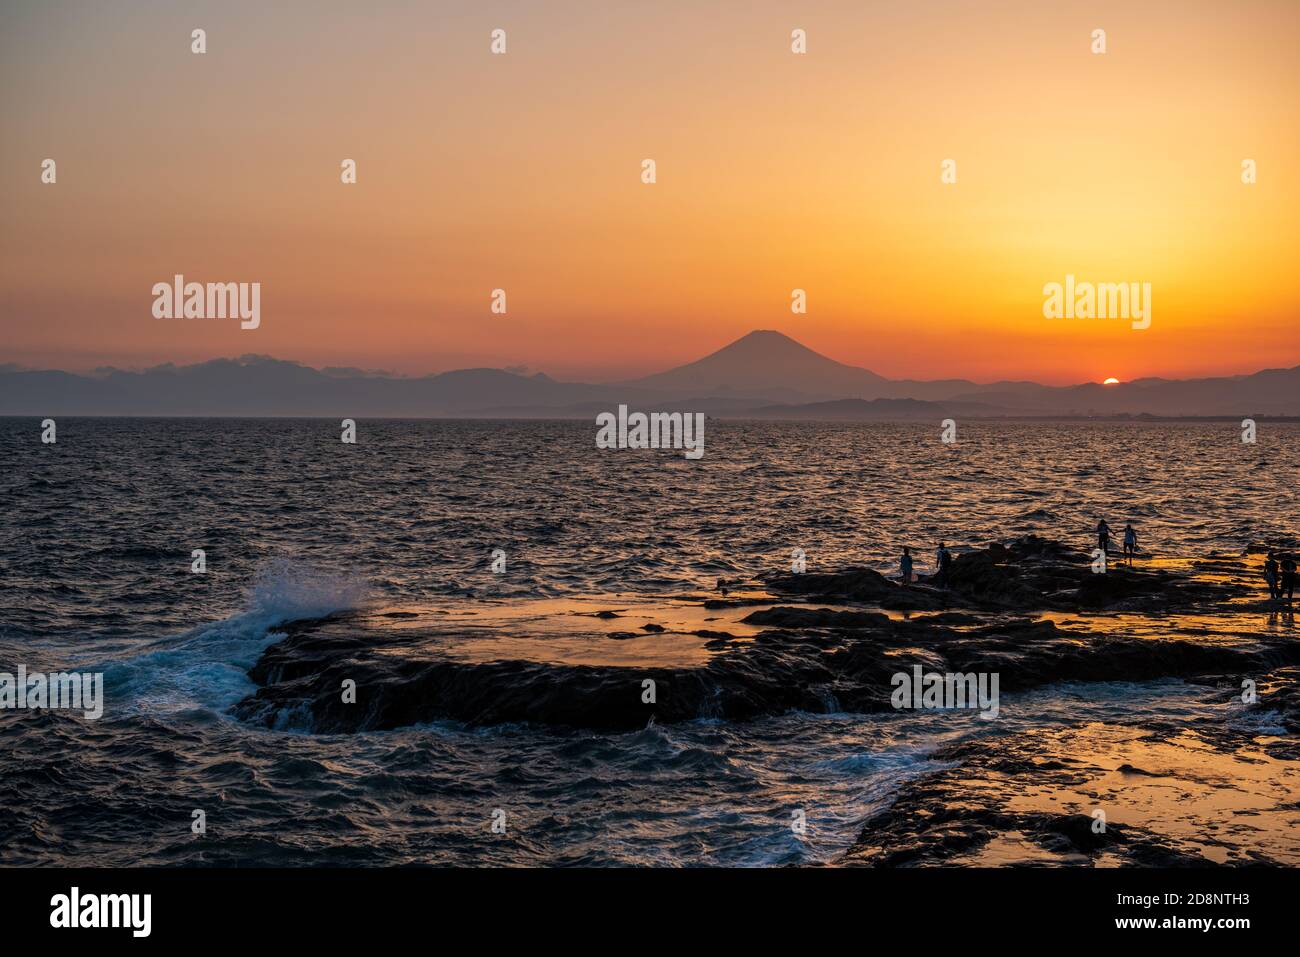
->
1103;377;1120;385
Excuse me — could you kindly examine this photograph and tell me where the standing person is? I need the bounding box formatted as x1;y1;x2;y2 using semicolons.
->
1264;552;1280;601
899;547;914;584
935;542;952;588
1096;519;1111;556
1281;556;1297;604
1122;524;1138;563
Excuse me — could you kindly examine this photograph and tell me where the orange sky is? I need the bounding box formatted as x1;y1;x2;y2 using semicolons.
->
2;0;1297;385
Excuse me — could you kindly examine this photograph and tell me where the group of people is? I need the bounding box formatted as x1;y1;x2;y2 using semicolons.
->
1265;552;1298;603
898;542;952;587
1095;519;1139;562
896;523;1294;605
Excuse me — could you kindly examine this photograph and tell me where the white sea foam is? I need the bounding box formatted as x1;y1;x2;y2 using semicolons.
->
246;557;369;623
96;559;368;716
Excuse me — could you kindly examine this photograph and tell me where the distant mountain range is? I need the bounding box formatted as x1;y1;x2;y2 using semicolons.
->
2;330;1297;418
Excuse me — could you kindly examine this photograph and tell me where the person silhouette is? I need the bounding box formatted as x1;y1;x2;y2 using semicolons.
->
1264;552;1280;601
1096;519;1111;556
935;542;953;588
1281;556;1297;604
1122;524;1138;563
899;546;914;584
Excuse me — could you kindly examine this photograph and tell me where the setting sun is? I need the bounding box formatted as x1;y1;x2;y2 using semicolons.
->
1103;377;1121;385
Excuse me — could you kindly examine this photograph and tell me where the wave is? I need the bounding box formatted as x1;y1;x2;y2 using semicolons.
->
94;558;369;717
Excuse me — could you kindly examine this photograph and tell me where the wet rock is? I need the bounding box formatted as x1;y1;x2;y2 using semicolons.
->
234;621;852;733
841;721;1269;867
232;600;1300;734
1116;764;1163;777
230;537;1297;735
741;607;891;630
765;566;899;603
769;535;1252;613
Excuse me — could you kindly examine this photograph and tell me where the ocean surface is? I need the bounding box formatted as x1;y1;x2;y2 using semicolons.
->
1;417;1296;866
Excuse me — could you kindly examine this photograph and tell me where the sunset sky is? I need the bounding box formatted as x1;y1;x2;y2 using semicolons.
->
2;0;1297;385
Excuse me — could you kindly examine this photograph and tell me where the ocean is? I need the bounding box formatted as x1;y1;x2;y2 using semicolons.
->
1;417;1297;866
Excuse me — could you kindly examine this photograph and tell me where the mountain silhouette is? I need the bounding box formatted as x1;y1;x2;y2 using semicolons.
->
625;330;888;402
2;332;1297;418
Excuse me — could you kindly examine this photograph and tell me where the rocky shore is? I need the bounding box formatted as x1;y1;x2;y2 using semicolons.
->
231;536;1298;734
841;674;1300;867
762;534;1257;612
224;534;1300;866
